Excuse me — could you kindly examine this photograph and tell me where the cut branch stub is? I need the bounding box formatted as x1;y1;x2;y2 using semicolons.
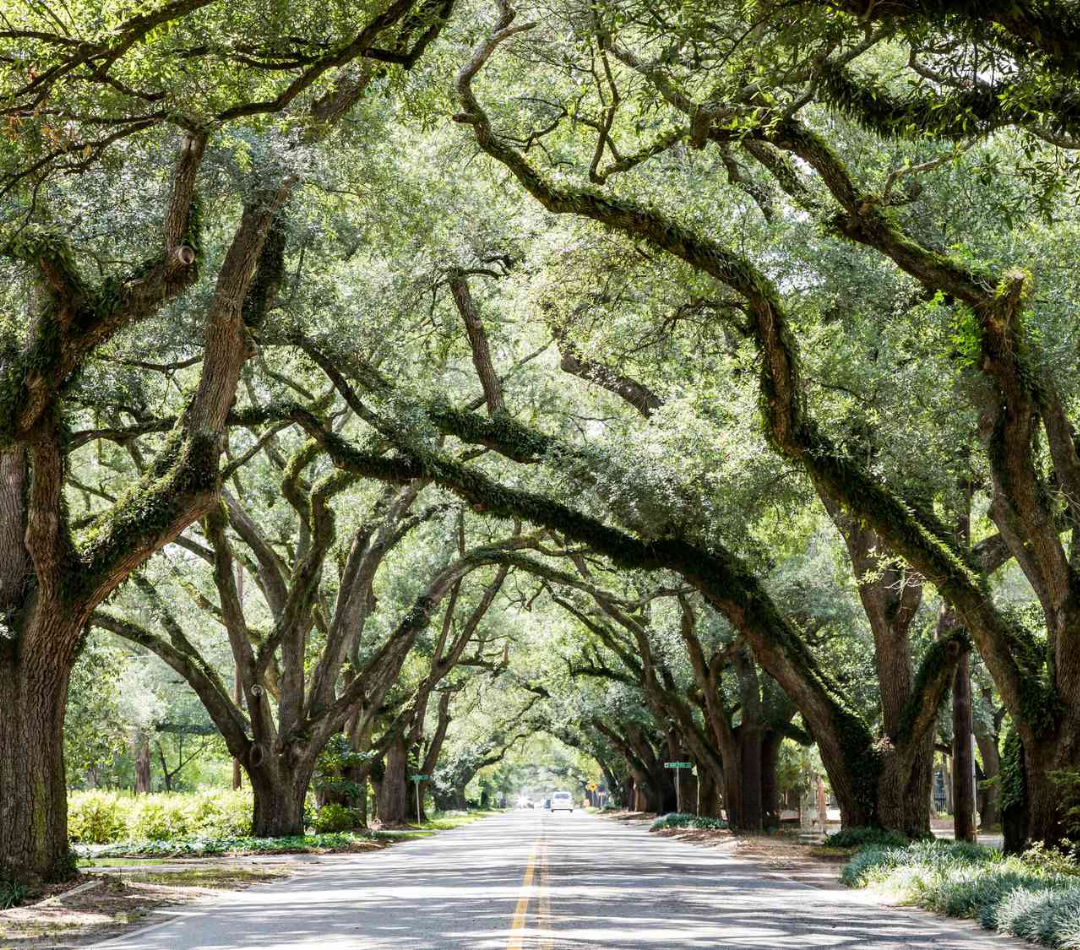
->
174;245;196;266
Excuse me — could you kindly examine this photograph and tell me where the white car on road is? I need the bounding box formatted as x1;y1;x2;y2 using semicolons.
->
550;790;574;812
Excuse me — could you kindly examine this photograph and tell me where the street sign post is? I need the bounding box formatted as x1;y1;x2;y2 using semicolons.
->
410;774;429;824
664;762;692;812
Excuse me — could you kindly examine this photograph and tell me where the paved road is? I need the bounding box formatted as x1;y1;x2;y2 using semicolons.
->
94;811;1025;949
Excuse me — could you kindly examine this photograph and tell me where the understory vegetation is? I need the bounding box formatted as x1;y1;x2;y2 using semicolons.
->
650;813;729;832
843;842;1080;948
68;790;254;844
79;831;389;859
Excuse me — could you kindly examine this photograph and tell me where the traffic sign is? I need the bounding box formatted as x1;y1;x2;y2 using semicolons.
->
586;783;598;791
664;762;692;769
409;774;428;823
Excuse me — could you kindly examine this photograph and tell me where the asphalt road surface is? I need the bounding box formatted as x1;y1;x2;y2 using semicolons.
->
94;810;1026;949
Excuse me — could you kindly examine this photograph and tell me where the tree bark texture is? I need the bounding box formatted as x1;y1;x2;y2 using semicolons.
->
952;654;977;842
0;638;77;882
134;731;151;794
377;736;410;826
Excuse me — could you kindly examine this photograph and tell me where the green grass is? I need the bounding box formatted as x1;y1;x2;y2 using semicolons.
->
77;857;175;868
121;866;291;888
842;840;1080;948
415;809;502;831
369;829;433;840
0;879;28;910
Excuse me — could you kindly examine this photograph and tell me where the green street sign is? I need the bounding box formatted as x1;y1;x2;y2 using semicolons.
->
410;774;429;782
664;762;692;769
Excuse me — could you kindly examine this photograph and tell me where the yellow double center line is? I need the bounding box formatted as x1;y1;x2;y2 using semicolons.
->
507;832;552;949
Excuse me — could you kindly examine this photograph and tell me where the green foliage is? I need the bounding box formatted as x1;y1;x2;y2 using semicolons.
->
650;812;729;831
1020;842;1080;878
312;804;361;833
0;878;28;909
843;840;1080;948
78;832;372;858
1051;770;1080;843
313;735;375;806
67;791;128;844
822;827;910;850
1001;725;1027;816
67;790;252;844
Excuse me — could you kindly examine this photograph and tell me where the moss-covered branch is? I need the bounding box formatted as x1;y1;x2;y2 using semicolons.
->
893;629;970;750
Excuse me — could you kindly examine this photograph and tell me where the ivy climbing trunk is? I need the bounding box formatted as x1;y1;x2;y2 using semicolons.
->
975;727;1002;830
1025;738;1080;848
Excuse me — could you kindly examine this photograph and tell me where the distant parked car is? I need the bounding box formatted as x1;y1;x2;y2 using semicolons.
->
551;791;574;813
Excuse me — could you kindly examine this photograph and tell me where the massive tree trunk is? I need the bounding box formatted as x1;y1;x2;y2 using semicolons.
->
737;726;764;830
994;726;1075;852
875;735;936;838
1021;735;1080;848
377;736;410;825
248;758;314;838
0;635;78;883
760;730;783;827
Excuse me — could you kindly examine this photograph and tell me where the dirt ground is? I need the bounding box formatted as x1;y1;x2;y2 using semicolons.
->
603;811;849;888
0;864;293;949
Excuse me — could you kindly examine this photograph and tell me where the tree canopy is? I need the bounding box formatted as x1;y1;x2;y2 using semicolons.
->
3;0;1080;884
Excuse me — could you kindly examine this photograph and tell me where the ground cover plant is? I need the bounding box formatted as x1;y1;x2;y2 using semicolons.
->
77;832;389;859
650;813;729;832
843;841;1080;948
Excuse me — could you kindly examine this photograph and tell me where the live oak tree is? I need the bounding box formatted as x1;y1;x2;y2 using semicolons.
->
0;0;456;881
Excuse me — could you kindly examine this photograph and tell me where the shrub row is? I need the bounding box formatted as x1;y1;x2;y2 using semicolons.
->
68;790;370;844
842;840;1080;949
650;812;729;832
68;790;254;843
